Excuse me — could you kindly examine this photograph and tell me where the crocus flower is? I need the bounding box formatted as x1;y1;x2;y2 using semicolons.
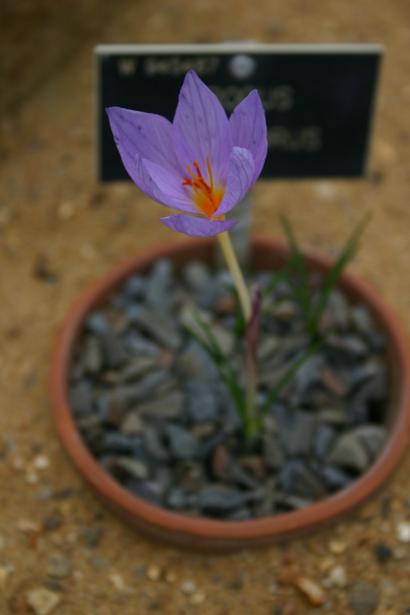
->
106;69;267;237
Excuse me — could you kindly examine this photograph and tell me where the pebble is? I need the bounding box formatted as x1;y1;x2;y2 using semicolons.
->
320;465;352;490
58;200;75;220
145;258;173;311
130;307;181;349
134;391;184;420
109;572;126;591
294;575;326;606
0;563;14;589
323;565;347;588
81;526;104;548
17;519;41;533
328;539;347;554
274;409;316;457
108;456;148;480
211;446;259;489
26;588;61;615
353;425;387;460
33;455;50;470
326;432;369;472
374;543;393;563
279;460;326;499
313;425;336;459
190;590;206;605
397;521;410;543
183;261;211;293
122;274;145;299
166;424;198;459
198;486;257;515
186;382;219;423
143;427;169;462
181;579;197;594
262;432;285;471
147;565;161;581
315;181;337;200
120;412;144;435
47;553;73;578
348;581;379;615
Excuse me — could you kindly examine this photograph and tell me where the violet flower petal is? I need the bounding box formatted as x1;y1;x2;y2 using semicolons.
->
106;107;179;174
116;154;192;213
106;107;196;212
142;159;197;213
215;146;255;216
173;70;232;182
160;214;238;237
229;90;268;182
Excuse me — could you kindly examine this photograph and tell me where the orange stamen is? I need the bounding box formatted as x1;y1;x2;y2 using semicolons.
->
182;158;224;219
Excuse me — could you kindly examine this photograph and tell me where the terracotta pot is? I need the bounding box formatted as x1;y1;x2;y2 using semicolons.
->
49;238;410;550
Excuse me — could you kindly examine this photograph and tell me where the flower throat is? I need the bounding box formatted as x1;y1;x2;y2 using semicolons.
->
182;158;224;219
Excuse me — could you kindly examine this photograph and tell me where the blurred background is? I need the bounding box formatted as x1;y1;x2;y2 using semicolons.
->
1;1;410;613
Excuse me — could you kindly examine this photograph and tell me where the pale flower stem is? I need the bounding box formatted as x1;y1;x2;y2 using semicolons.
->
217;231;251;322
218;231;256;440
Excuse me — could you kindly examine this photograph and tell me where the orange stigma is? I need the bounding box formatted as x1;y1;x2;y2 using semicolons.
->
182;157;224;219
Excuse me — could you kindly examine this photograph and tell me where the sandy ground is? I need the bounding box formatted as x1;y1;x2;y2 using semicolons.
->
1;0;410;613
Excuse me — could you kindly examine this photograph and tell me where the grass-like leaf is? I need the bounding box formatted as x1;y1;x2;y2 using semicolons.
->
307;213;371;338
279;215;312;323
184;309;247;426
259;339;321;420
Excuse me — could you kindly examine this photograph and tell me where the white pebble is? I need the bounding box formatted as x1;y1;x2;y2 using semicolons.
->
17;519;40;533
397;522;410;543
181;579;197;595
109;572;126;591
58;201;75;221
26;588;61;615
146;565;161;581
314;181;337;200
328;539;347;554
323;565;347;588
190;590;206;605
33;455;49;470
0;563;14;588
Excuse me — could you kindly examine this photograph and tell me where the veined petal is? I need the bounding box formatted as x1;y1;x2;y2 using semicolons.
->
119;155;195;212
215;147;255;216
160;214;237;237
142;159;197;213
229;90;268;182
173;70;232;182
106;107;178;175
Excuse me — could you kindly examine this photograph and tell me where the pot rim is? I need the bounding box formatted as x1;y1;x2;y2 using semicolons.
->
49;237;410;546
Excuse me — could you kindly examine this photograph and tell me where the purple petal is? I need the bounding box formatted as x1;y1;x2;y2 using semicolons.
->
229;90;268;182
106;107;179;177
215;147;255;216
142;159;197;213
106;107;197;213
160;214;238;237
173;70;232;183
